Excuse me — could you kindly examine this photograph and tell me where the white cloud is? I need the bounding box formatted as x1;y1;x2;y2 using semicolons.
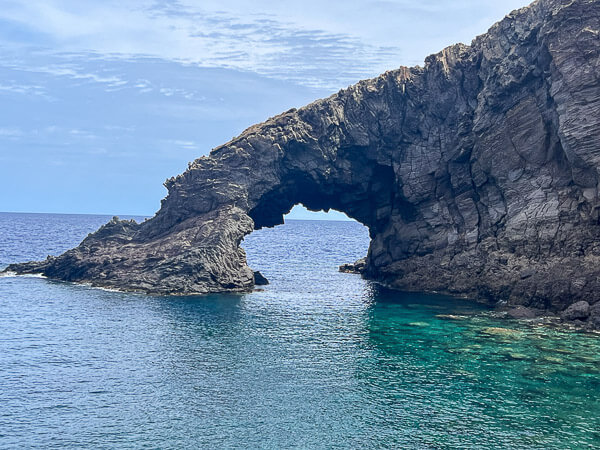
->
0;83;48;97
172;139;197;150
69;128;98;139
104;125;135;132
30;65;127;87
0;0;533;90
0;127;23;138
158;86;203;100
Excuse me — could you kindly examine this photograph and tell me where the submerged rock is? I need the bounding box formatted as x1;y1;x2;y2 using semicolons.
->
436;314;469;320
408;322;430;327
4;0;600;329
505;306;548;320
481;327;522;338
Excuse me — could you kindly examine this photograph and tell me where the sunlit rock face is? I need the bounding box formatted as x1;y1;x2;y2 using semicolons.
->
6;0;600;322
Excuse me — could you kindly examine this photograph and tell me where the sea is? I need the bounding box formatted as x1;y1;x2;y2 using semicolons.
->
0;212;599;448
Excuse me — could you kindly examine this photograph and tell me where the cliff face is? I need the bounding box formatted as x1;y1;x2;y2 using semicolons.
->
6;0;600;325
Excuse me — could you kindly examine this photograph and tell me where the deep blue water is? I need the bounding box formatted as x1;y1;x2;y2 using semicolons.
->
0;212;599;448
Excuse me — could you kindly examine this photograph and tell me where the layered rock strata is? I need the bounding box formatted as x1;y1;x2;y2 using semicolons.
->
5;0;600;326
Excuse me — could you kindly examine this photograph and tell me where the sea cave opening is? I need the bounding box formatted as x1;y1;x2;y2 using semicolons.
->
242;204;371;291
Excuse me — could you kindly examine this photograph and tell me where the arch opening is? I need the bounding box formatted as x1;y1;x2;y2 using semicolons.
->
242;204;371;290
247;160;397;236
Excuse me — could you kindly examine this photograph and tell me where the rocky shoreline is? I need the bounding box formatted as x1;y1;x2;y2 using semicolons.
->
4;0;600;330
339;259;600;332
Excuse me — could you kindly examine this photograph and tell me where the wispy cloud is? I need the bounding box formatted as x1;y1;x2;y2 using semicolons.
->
0;82;48;98
0;0;402;89
11;64;127;88
0;127;23;138
0;0;531;89
172;140;197;150
69;128;98;139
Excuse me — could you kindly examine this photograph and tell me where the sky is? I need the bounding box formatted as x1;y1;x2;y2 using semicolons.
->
0;0;530;219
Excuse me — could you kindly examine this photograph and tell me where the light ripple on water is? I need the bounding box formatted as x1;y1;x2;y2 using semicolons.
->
0;213;599;448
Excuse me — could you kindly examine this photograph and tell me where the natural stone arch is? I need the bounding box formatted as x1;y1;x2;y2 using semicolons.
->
6;0;600;318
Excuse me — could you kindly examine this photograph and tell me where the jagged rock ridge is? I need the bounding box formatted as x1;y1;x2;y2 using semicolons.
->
5;0;600;327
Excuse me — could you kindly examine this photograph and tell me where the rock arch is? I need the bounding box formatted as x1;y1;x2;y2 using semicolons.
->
6;0;600;316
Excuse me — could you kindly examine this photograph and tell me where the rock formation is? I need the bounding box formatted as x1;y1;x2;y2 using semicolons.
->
5;0;600;326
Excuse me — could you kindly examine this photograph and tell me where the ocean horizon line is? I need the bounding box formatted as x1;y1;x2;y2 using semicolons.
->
0;210;355;223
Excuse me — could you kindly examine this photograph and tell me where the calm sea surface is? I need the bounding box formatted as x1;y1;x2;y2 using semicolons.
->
0;212;599;448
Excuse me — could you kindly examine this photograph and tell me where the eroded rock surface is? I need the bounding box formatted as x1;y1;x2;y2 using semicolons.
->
339;258;367;274
5;0;600;326
561;301;591;321
253;271;269;286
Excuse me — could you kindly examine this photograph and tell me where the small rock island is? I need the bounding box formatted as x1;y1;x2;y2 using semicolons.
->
5;0;600;328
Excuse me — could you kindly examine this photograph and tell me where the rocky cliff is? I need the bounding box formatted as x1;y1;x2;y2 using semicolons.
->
5;0;600;327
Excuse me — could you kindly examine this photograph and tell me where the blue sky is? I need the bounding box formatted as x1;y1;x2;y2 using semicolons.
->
0;0;530;219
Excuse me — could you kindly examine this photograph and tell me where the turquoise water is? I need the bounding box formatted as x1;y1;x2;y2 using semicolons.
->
0;212;599;448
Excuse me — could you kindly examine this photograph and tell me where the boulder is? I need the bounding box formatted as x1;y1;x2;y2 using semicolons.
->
561;301;591;321
253;271;269;286
588;302;600;328
339;258;367;274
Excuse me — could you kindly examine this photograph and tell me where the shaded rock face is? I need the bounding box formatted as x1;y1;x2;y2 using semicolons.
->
339;258;367;274
5;0;600;325
253;271;269;286
561;301;591;321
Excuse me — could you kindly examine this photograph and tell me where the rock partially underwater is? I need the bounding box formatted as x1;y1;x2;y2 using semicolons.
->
5;0;600;327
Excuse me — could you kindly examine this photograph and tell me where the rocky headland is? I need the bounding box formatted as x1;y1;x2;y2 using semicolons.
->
5;0;600;329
